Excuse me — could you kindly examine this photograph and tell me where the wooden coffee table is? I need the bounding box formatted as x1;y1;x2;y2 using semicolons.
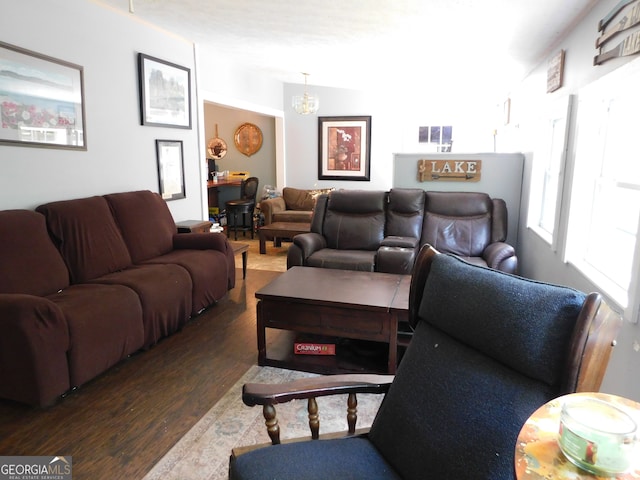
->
255;267;410;374
258;222;311;254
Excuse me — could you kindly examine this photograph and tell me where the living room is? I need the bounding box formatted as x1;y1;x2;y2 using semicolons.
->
2;0;640;477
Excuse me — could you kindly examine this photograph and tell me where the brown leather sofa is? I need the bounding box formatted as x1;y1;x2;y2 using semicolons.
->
0;190;235;407
287;189;517;274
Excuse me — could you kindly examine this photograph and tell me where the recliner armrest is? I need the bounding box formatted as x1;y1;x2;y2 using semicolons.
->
380;236;419;248
172;232;228;252
292;232;327;260
482;242;518;274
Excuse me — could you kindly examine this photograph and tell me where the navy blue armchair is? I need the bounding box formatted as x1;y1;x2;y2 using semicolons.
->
230;245;621;480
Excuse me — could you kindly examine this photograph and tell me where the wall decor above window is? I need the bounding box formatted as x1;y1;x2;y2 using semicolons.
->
138;53;191;129
0;41;86;150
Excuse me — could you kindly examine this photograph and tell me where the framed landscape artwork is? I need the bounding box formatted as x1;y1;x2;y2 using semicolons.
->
138;53;191;129
318;116;371;181
156;139;186;201
0;41;86;149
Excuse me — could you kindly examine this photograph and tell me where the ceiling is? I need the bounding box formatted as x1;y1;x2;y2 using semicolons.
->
98;0;598;98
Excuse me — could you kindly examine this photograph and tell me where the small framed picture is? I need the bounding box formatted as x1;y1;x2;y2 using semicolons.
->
318;116;371;181
156;140;185;200
138;53;191;128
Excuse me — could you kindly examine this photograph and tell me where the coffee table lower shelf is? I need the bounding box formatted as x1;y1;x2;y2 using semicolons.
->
261;330;391;375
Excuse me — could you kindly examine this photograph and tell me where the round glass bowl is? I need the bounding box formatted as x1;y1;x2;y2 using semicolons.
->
559;397;637;475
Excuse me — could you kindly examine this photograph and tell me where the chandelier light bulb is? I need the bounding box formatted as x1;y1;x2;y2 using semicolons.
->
292;73;319;115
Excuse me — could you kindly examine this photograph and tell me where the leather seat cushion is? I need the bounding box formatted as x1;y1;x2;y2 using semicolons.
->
307;249;376;272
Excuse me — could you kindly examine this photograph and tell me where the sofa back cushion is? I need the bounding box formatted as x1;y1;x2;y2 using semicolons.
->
422;191;492;256
282;187;315;211
36;196;132;283
105;190;176;263
323;190;386;250
0;210;70;295
386;188;425;239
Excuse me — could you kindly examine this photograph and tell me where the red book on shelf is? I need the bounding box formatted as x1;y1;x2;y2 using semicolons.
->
294;342;336;355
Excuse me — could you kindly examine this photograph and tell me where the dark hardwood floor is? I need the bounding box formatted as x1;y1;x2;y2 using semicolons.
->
0;268;281;480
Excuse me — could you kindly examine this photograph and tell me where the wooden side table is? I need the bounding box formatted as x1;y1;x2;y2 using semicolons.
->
515;392;640;479
258;222;311;254
229;241;249;279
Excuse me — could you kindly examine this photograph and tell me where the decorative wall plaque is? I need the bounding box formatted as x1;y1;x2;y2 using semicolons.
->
547;50;565;93
234;122;263;157
417;159;482;182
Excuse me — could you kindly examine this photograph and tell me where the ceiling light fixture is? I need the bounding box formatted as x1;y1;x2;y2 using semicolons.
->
292;73;319;115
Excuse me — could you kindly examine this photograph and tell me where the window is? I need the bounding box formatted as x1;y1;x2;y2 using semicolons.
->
418;125;453;152
528;96;572;247
566;62;640;309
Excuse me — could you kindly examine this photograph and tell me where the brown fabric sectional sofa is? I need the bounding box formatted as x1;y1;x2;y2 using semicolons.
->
0;190;235;407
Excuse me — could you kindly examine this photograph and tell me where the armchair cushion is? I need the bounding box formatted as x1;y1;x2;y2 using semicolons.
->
368;253;587;479
420;254;585;386
231;436;400;480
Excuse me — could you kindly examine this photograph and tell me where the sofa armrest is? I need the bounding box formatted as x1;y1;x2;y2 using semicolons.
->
380;236;419;248
292;233;327;260
482;242;518;274
173;231;228;252
260;197;286;225
0;294;71;406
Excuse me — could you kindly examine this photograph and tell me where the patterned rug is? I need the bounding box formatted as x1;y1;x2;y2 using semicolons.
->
143;366;384;480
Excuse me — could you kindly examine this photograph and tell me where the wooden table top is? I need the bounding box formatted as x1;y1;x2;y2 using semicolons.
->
255;266;409;312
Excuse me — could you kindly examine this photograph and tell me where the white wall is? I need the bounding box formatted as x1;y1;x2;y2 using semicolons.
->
0;0;202;221
506;0;640;400
393;153;524;246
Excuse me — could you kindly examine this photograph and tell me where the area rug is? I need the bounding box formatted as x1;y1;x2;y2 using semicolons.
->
143;365;384;480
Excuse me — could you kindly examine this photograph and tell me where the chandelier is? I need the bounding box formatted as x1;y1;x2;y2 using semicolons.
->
292;73;319;115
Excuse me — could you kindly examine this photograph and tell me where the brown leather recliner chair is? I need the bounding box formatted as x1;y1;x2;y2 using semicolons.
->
287;190;387;272
422;191;517;273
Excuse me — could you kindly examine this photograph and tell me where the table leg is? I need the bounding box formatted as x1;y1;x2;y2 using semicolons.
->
388;313;398;374
257;301;266;365
259;231;267;254
242;251;247;279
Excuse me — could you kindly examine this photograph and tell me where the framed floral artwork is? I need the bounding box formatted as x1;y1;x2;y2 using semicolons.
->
138;53;191;129
0;41;86;149
318;116;371;181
